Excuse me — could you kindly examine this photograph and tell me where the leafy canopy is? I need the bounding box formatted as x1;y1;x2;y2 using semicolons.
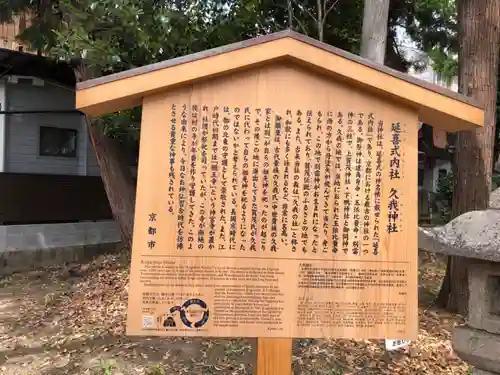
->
0;0;461;145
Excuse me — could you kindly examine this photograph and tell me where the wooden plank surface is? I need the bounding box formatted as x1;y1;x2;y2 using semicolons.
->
126;63;419;340
257;339;292;375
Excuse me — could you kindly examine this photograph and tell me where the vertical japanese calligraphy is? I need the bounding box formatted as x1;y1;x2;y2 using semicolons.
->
188;105;198;250
351;113;363;255
387;122;403;234
209;106;220;250
230;107;240;251
168;104;177;213
373;118;384;255
350;115;362;255
291;110;302;252
219;107;230;250
323;111;333;253
199;106;208;249
240;108;251;251
388;188;400;233
177;104;188;250
271;113;281;252
302;110;312;253
166;104;408;257
363;113;374;254
250;108;261;252
313;111;322;254
261;109;271;251
132;93;416;341
390;123;402;180
342;112;352;254
333;112;342;254
282;110;292;247
147;212;157;249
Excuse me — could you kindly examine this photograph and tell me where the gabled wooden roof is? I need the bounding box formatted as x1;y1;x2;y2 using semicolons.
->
76;30;483;132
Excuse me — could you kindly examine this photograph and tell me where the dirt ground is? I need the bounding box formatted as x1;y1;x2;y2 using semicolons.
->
0;250;471;375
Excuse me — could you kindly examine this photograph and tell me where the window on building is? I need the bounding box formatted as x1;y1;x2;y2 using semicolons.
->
39;126;77;158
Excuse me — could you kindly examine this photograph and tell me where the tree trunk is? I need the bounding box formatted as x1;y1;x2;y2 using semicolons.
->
75;65;137;249
86;117;136;249
360;0;390;64
317;0;323;41
435;256;451;308
437;0;500;315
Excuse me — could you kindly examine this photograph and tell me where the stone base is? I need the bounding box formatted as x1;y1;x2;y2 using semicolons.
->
453;326;500;374
0;221;122;276
469;262;500;334
0;242;121;276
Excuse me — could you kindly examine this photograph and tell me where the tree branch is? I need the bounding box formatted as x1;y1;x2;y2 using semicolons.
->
275;2;309;34
291;0;318;23
293;14;309;35
287;0;293;29
324;0;340;20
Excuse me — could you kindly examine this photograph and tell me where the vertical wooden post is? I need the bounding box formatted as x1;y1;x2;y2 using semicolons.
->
257;338;292;375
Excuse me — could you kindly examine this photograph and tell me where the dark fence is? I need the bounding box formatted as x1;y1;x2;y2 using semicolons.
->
0;172;114;224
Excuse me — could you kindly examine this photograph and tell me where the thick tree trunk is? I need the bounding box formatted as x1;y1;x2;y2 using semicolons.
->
86;117;136;249
75;65;136;249
437;0;500;315
360;0;390;64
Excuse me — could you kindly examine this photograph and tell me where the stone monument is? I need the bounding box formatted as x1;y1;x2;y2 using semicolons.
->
419;187;500;374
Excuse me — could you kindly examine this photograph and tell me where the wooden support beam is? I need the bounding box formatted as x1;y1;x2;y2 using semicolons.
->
257;338;292;375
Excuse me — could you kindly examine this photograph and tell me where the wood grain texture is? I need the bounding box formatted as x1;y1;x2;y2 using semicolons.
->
443;0;500;315
257;339;292;375
75;31;483;133
360;0;390;64
126;63;419;340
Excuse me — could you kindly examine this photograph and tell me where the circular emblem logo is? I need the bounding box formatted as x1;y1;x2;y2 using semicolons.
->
168;299;209;328
179;299;209;328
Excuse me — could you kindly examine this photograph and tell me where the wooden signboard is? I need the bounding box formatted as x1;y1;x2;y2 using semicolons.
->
129;67;418;339
75;30;484;374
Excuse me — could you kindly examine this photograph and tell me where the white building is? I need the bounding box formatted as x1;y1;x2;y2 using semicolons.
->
0;47;124;275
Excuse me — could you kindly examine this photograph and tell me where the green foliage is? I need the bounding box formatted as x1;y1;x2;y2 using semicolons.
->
400;0;458;84
428;46;458;86
405;0;457;52
96;359;115;375
0;0;463;142
45;0;288;138
144;364;165;375
4;0;456;73
0;0;61;52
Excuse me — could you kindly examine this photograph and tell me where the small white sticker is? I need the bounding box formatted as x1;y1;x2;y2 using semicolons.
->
385;339;411;351
142;315;155;329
